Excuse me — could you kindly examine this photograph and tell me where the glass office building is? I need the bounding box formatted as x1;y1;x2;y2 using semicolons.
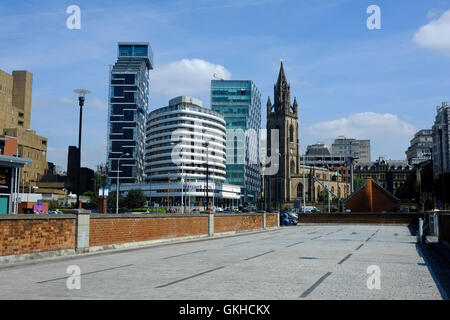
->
107;42;153;186
211;80;261;205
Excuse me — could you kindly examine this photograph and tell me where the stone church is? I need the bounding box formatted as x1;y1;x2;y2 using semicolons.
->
264;62;351;211
265;62;304;210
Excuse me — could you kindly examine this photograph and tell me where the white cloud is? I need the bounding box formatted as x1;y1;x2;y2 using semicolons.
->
413;10;450;56
89;98;108;111
150;59;231;97
304;112;416;160
426;8;442;20
306;112;415;139
59;97;74;104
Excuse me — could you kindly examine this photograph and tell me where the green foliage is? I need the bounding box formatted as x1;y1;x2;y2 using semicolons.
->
48;200;59;210
108;191;126;210
353;176;365;191
83;191;95;197
318;189;329;202
125;189;147;209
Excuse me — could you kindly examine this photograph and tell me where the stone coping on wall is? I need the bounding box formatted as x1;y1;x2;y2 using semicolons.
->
0;214;77;220
89;212;274;219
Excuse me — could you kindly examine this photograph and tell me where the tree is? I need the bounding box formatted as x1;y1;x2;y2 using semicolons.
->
125;189;147;209
318;189;329;203
83;191;98;209
353;176;365;191
108;191;126;211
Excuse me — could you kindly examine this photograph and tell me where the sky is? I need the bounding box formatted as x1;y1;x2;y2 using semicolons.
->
1;0;450;171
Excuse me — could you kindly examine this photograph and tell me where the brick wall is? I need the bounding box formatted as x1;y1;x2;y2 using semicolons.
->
0;215;76;256
0;213;277;258
214;214;264;234
266;214;278;228
90;215;209;247
298;213;423;225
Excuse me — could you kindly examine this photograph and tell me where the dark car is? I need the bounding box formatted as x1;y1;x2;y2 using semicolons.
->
280;211;298;226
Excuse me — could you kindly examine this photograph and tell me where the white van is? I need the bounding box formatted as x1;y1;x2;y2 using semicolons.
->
301;206;320;213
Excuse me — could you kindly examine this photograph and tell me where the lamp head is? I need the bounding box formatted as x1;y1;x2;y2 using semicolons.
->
74;89;91;107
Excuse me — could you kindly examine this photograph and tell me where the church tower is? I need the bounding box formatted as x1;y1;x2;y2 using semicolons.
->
266;62;302;210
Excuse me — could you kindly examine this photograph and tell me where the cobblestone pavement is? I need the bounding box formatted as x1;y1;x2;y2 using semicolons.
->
0;225;445;300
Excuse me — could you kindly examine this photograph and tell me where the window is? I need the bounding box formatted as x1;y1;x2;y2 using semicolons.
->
119;45;132;56
297;183;303;198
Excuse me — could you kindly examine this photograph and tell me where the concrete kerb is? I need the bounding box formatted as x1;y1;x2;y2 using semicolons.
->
0;226;280;269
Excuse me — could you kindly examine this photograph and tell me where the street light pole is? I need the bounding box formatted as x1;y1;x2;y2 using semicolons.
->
74;89;91;209
203;142;210;211
180;151;184;214
116;153;129;214
326;164;331;213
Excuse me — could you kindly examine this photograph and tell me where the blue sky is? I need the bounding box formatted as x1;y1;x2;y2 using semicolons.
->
1;0;450;170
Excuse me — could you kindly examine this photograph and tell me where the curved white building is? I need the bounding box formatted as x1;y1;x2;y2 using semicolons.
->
121;96;240;211
145;96;227;183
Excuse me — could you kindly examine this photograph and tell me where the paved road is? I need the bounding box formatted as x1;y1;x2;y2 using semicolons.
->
0;225;446;300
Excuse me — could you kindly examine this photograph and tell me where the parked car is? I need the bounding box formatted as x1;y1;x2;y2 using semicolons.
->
280;211;298;226
215;207;224;213
48;210;63;215
301;206;321;213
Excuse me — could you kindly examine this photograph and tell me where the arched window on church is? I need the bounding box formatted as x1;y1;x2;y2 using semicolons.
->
289;124;294;143
297;183;303;198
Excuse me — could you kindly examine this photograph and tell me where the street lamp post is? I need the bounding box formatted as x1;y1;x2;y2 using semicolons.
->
116;153;129;214
326;164;331;213
203;142;210;211
74;89;91;209
180;151;184;215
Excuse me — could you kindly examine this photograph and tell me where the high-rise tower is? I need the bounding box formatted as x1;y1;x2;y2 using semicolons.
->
107;42;153;186
211;80;261;205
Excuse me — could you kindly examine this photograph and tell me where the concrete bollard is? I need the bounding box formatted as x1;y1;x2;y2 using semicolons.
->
263;212;267;229
208;213;214;237
418;218;423;245
73;209;91;252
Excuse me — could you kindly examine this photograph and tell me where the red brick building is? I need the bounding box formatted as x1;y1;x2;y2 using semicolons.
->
0;135;17;156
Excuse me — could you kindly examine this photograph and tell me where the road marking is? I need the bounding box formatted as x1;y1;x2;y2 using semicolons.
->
299;272;332;298
310;236;322;240
36;264;134;284
155;266;225;288
300;257;318;260
163;250;207;260
338;254;352;265
286;241;304;248
262;236;278;240
244;250;275;261
355;244;364;251
224;241;252;247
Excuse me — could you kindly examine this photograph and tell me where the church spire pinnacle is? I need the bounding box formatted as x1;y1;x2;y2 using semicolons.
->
276;61;287;88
